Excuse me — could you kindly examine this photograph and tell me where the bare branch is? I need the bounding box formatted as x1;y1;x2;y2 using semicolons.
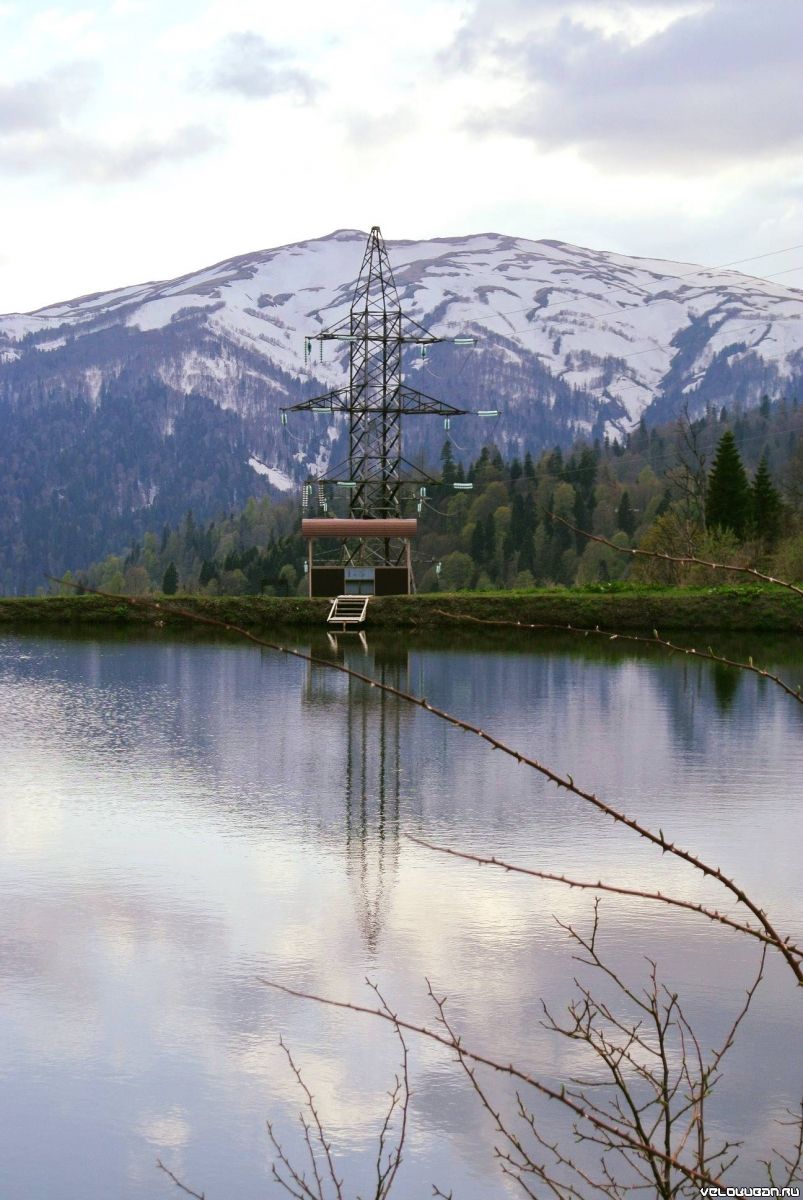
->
430;610;803;707
275;1037;344;1200
365;981;411;1199
156;1159;206;1200
546;515;803;598
764;1099;803;1189
48;576;803;985
537;912;766;1195
406;835;803;959
259;977;724;1190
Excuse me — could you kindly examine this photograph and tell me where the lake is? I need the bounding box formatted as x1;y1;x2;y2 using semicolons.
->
0;628;801;1199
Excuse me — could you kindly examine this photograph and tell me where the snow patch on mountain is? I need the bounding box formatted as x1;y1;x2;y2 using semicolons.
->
126;296;220;331
248;457;293;491
0;228;801;459
85;367;103;405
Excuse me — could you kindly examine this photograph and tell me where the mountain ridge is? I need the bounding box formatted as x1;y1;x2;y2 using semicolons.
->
1;228;801;591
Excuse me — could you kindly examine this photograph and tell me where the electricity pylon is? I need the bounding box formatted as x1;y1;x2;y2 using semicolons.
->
284;226;472;561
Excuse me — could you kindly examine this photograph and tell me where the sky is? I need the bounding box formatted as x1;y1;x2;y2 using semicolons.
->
1;0;803;312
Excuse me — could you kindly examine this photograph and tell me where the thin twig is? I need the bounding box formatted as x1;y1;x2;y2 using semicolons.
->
547;513;803;598
366;980;411;1199
47;575;803;985
540;909;764;1194
259;977;724;1190
277;1037;344;1199
156;1159;206;1200
430;610;803;707
763;1099;803;1188
405;835;803;959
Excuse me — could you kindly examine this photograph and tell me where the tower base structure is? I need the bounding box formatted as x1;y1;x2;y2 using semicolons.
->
302;518;416;597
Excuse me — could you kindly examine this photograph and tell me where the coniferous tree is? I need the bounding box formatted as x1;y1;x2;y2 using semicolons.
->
635;415;649;451
162;561;178;595
750;455;782;544
547;447;564;477
470;519;486;565
483;511;497;565
440;440;456;487
705;430;750;538
509;494;526;547
656;488;672;518
616;490;636;537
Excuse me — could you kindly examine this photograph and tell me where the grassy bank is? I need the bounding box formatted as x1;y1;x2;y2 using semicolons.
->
1;585;801;633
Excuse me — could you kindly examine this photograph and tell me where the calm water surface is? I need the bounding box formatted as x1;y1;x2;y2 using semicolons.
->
0;629;801;1199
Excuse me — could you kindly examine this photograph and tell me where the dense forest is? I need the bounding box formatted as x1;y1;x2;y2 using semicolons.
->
70;395;803;596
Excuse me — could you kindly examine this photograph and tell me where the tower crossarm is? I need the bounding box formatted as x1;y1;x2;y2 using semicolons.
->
283;386;468;418
316;331;446;345
289;225;478;545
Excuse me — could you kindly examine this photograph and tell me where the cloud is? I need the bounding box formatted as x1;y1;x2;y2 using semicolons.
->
343;106;419;150
0;124;221;183
453;0;803;171
0;62;220;182
442;0;699;70
205;31;320;104
0;62;98;135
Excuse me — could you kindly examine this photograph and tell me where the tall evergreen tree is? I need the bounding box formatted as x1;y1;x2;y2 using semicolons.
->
162;561;178;595
750;455;782;543
470;519;486;565
199;559;217;587
634;415;649;451
440;439;456;487
483;511;497;564
705;430;750;538
616;490;636;537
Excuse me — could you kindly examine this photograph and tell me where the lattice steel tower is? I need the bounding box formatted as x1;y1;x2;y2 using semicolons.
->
285;226;471;561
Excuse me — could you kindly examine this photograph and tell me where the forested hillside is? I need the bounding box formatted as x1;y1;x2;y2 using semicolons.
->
0;371;269;595
71;394;803;597
4;228;803;594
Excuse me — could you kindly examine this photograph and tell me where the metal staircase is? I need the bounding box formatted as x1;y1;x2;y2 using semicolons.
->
327;595;370;627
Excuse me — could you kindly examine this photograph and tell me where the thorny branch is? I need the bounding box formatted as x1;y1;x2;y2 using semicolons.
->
259;976;740;1191
267;1037;345;1199
547;513;803;598
156;1160;206;1199
532;904;770;1197
405;834;803;958
160;985;410;1200
257;983;409;1200
55;571;800;1195
431;609;803;707
48;576;803;986
764;1098;803;1189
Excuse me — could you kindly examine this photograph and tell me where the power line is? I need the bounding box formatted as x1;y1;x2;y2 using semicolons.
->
432;242;803;334
299;245;803;404
428;413;802;484
433;258;803;354
414;309;800;407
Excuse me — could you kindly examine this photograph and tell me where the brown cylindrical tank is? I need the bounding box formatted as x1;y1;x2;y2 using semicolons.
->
301;519;418;538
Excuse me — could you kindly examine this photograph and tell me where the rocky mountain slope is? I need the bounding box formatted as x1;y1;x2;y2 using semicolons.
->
1;228;802;591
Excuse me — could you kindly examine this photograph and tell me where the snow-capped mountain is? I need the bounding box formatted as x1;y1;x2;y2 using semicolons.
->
1;228;801;590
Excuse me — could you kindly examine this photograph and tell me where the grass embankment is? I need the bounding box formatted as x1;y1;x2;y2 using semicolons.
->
1;584;801;633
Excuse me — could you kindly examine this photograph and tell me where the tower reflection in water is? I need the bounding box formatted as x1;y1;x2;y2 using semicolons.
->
304;632;409;953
